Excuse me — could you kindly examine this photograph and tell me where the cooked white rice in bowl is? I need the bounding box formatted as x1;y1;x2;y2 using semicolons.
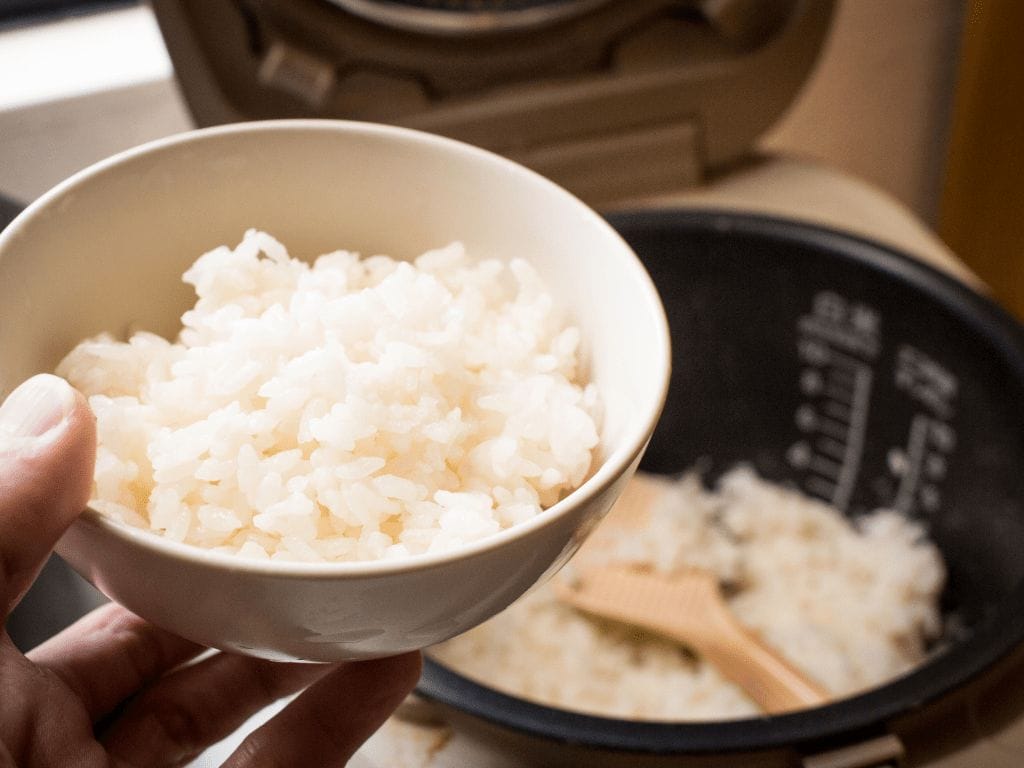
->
58;230;601;563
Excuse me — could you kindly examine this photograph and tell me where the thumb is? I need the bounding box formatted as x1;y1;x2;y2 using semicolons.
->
0;374;96;621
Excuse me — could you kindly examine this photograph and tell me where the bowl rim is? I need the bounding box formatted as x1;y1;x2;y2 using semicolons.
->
0;118;671;578
417;207;1024;754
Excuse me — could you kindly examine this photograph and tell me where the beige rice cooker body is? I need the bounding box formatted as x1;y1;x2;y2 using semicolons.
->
151;0;831;207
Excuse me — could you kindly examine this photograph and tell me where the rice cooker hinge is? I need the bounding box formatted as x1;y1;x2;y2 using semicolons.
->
802;734;905;768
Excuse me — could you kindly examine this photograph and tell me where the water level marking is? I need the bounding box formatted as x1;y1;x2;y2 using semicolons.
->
827;367;857;386
823;386;853;403
821;345;870;371
920;483;941;512
797;316;879;358
817;417;850;441
787;441;812;469
805;475;838;500
816;437;847;460
800;369;824;395
894;414;930;514
925;453;947;480
831;364;872;512
810;454;843;480
823;401;852;423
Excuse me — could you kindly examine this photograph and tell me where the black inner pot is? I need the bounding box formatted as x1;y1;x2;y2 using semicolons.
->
417;209;1024;754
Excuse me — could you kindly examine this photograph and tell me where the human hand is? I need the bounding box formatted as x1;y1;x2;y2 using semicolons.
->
0;375;421;767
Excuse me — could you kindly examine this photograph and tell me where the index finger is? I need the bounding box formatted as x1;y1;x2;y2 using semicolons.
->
222;652;422;768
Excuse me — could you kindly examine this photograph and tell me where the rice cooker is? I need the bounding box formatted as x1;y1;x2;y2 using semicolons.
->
9;1;1024;766
143;0;834;206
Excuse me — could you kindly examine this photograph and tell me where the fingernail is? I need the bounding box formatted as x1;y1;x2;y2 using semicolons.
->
0;374;75;443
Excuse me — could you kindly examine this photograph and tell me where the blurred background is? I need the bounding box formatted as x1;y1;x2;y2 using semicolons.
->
1;0;1021;317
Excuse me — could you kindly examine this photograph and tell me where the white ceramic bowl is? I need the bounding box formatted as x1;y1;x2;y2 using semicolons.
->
0;120;669;661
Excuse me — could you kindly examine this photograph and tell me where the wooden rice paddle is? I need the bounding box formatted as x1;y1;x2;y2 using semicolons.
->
555;564;830;714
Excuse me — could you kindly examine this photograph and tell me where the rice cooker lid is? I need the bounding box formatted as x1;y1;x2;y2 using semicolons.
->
149;0;835;205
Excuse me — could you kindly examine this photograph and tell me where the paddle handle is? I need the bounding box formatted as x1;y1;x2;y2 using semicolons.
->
682;616;830;714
